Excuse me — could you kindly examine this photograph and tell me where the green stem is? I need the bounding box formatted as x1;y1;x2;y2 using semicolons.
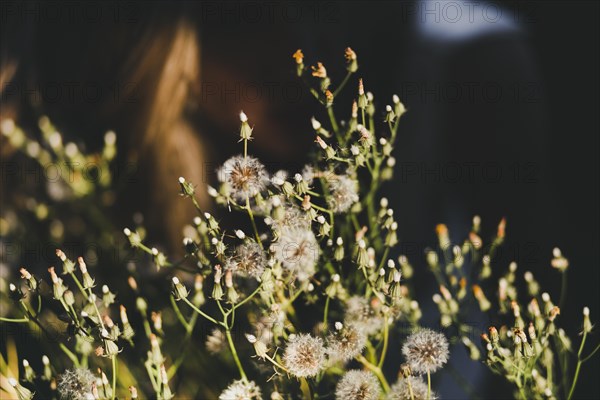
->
357;355;390;393
0;317;29;322
225;328;248;382
427;370;431;400
559;271;567;309
181;297;221;326
327;107;341;141
378;317;389;369
323;296;331;330
407;378;415;400
170;295;190;330
246;197;263;248
333;71;353;98
567;332;587;400
581;343;600;363
111;355;117;400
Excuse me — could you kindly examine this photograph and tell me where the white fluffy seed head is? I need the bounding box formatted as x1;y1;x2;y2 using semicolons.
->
335;370;381;400
402;328;449;374
283;334;326;378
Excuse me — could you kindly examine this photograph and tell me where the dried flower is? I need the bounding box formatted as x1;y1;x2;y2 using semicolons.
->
226;241;266;279
335;370;380;400
345;296;384;336
402;329;449;374
219;379;262;400
327;323;367;363
328;174;359;213
387;376;435;400
57;368;95;400
218;155;269;201
283;333;326;378
274;227;319;282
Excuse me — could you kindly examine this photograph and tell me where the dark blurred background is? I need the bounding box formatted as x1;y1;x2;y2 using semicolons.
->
1;1;598;398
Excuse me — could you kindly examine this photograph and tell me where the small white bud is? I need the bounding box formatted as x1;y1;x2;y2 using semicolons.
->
336;237;343;245
379;137;388;145
42;355;49;365
387;259;395;268
23;359;29;367
9;283;16;291
553;247;562;258
392;94;400;104
334;321;343;330
317;215;326;224
104;130;116;145
541;292;550;302
211;237;218;245
311;117;321;130
387;209;394;216
123;228;131;236
178;177;185;184
172;277;180;285
245;334;257;343
271;196;281;207
307;283;315;292
350;145;360;155
332;274;340;282
204;212;212;219
207;185;218;197
380;197;388;208
385;105;392;112
8;378;17;387
102;285;109;294
151;247;158;256
294;173;303;182
358;240;366;249
239;111;248;122
583;307;590;316
235;230;246;239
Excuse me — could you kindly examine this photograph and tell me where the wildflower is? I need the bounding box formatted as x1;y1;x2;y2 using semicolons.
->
274;227;319;282
335;370;380;400
57;368;95;400
345;296;384;336
387;376;434;400
19;267;37;291
344;47;358;72
385;105;396;123
402;328;449;374
283;333;326;378
327;323;367;363
218;155;269;201
219;379;262;400
328;175;359;213
246;333;269;359
472;284;491;311
226;241;267;279
311;62;327;78
77;257;94;289
293;49;304;65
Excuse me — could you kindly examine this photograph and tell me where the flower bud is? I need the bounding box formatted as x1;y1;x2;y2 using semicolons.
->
171;276;189;301
344;47;358;72
239;111;253;141
582;306;593;334
246;334;269;359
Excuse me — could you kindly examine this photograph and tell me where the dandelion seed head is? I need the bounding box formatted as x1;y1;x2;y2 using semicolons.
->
219;379;261;400
283;333;326;378
328;175;359;213
387;376;435;400
225;241;266;278
58;368;96;400
402;328;449;374
344;296;384;336
218;155;268;201
274;227;319;282
335;370;381;400
327;323;367;363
